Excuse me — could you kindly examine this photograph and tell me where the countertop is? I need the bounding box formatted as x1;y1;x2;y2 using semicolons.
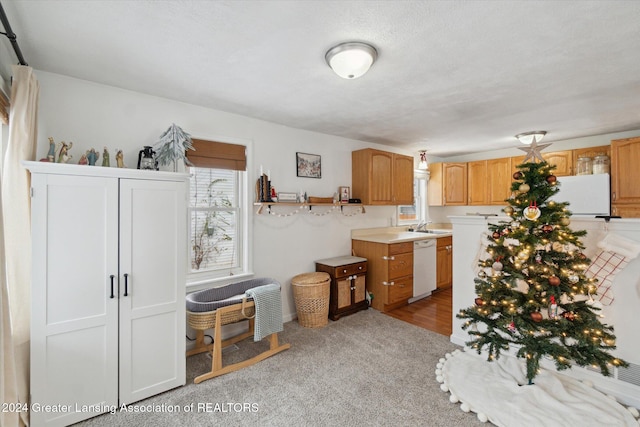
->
351;226;452;244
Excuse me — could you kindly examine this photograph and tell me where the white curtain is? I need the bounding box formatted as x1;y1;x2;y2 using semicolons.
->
0;65;39;427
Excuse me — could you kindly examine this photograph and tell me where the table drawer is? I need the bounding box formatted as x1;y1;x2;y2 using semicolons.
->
332;261;367;278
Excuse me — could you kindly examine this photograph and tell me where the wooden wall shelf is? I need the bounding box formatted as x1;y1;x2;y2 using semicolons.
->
254;202;365;216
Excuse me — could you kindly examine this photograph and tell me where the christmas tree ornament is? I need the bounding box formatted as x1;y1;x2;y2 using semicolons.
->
478;270;487;278
492;231;501;239
560;217;571;226
511;221;520;228
513;171;523;180
541;224;554;233
535;253;543;264
519;183;530;193
474;298;485;306
530;311;543;322
508;321;516;333
523;200;541;220
517;138;552;163
504;206;514;215
501;228;510;235
492;260;503;271
546;174;557;184
568;274;579;284
548;295;558;319
561;311;576;321
517;250;529;260
549;275;561;286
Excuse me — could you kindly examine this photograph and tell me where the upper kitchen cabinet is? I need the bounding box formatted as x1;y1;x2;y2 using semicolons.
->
467;160;487;205
511;150;573;176
487;157;512;205
611;136;640;216
428;162;467;206
352;148;413;205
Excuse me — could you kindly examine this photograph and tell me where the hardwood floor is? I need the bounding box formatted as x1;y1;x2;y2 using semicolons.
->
385;287;452;336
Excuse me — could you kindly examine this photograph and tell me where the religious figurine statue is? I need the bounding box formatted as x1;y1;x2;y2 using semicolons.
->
57;141;73;163
47;137;56;162
86;148;99;166
116;149;126;168
102;147;110;167
77;153;88;165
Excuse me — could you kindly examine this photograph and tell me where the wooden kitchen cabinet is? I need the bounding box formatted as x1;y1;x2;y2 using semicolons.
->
351;240;413;312
352;148;413;205
467;160;487;205
611;136;640;217
436;236;453;290
428;162;468;206
487;157;512;205
316;256;368;320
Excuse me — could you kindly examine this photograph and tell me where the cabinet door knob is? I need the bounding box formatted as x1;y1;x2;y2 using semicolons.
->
612;192;616;201
343;269;347;273
350;287;356;291
382;256;395;261
358;266;362;270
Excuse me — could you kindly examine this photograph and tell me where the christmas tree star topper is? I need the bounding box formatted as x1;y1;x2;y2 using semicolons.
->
517;138;552;163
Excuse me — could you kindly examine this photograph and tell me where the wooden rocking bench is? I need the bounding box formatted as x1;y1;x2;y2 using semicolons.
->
186;278;290;384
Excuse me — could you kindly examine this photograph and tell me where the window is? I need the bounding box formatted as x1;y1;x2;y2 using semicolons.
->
397;173;428;225
186;138;249;284
189;167;241;274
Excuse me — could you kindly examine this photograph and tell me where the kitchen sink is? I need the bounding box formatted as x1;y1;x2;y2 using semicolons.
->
409;229;450;235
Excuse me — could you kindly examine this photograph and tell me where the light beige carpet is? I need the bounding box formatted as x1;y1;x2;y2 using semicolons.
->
77;309;484;426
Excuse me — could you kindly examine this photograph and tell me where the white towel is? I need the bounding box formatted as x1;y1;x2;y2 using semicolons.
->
245;284;283;341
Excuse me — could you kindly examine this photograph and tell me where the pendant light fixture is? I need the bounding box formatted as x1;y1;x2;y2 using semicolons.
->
417;150;428;170
325;42;378;79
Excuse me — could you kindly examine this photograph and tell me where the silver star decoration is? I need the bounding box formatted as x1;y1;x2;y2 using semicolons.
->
518;138;552;163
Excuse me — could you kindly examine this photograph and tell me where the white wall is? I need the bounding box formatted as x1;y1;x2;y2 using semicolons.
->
34;71;406;320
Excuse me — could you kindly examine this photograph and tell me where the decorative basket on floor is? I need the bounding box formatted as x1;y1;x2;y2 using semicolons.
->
291;272;330;328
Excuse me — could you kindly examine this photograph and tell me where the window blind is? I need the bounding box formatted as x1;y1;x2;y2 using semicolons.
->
187;138;246;171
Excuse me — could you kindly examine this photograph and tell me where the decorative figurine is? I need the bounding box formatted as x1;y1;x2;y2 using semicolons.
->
77;153;88;165
47;137;56;162
86;148;99;166
102;147;110;167
116;149;126;168
57;141;73;163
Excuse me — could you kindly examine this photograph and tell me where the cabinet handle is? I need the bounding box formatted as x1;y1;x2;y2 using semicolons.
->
350;286;356;291
382;256;395;261
358;266;362;270
612;192;616;201
124;273;129;297
382;281;395;286
343;269;347;273
109;275;115;299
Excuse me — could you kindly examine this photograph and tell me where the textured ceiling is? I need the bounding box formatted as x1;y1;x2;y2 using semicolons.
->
2;0;640;157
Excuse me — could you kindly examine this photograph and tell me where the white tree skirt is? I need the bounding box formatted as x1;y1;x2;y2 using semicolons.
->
436;349;640;426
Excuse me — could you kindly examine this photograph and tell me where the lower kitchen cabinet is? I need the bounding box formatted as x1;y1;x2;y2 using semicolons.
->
315;256;368;320
26;162;187;427
436;236;453;290
351;240;413;312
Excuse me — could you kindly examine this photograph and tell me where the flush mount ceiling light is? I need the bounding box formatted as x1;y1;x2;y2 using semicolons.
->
325;42;378;79
515;131;547;145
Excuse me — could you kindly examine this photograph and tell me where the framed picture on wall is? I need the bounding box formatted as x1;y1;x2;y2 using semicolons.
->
339;186;350;202
296;152;321;178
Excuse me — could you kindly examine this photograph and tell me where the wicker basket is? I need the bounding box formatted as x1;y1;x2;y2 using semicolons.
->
187;302;255;331
291;272;330;328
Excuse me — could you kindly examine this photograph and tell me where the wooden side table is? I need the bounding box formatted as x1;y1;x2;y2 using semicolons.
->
315;255;368;320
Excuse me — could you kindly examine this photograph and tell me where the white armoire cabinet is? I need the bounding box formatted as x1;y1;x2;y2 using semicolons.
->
25;161;187;426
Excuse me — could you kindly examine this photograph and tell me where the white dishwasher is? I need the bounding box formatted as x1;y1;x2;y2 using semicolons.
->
410;239;437;303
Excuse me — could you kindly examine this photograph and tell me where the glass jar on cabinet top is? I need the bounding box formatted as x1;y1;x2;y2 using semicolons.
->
576;156;593;175
592;154;610;174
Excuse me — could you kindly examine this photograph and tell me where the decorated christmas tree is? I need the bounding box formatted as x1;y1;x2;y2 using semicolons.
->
457;154;627;383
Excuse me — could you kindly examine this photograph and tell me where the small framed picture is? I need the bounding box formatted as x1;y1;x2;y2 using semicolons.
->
339;186;350;202
296;152;321;179
277;192;298;202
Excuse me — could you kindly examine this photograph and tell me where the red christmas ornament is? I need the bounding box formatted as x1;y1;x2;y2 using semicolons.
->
561;311;576;321
542;224;554;233
513;171;523;180
549;276;561;286
492;231;501;239
501;228;510;235
475;298;485;307
531;312;543;323
546;175;557;184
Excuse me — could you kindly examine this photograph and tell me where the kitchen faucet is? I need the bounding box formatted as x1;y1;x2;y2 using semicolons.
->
415;220;432;231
